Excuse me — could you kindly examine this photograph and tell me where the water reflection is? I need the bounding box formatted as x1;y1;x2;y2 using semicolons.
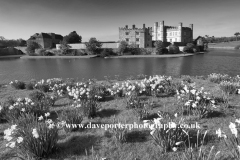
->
0;49;240;83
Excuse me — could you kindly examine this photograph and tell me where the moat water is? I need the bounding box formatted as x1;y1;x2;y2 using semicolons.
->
0;49;240;83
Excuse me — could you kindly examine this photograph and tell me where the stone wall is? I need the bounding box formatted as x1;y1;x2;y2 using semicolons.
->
14;47;27;54
56;43;120;50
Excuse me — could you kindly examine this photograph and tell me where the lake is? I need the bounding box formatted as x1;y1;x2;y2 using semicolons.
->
0;49;240;83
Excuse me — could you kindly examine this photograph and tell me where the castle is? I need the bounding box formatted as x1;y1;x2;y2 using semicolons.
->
27;33;63;49
119;21;193;48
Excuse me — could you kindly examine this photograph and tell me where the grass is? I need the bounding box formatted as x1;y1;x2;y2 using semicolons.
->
1;76;240;159
208;41;240;48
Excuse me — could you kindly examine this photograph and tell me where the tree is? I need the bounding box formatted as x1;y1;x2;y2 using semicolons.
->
64;31;82;44
0;37;26;47
128;43;140;55
168;44;180;54
234;32;240;41
59;39;71;55
183;43;198;53
26;41;42;55
154;40;164;55
85;37;102;55
118;40;128;55
18;39;27;46
0;36;5;41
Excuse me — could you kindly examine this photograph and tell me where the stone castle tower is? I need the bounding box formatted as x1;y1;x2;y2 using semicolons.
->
119;24;152;48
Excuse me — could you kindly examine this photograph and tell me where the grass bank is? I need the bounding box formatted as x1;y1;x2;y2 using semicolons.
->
1;74;240;159
105;53;197;58
20;53;204;59
208;41;240;49
20;55;97;59
0;55;24;59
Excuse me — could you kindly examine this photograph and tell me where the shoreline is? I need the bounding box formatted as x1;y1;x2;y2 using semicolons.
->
19;53;203;59
20;55;97;59
0;52;205;59
208;46;236;49
0;55;24;58
105;53;196;58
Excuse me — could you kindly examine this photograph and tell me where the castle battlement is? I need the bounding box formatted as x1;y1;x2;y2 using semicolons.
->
119;24;152;31
119;27;146;31
165;26;179;30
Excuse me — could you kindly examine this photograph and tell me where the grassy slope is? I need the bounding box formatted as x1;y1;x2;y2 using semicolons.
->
208;41;240;47
1;77;240;160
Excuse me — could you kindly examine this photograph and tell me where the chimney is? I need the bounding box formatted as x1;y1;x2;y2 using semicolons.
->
143;24;145;29
132;24;135;29
125;25;128;29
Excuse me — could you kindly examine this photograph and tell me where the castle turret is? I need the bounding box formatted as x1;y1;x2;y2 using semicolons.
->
160;21;164;42
178;22;183;42
153;22;158;41
189;24;193;41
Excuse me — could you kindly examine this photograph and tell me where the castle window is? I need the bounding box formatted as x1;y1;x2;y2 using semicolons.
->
175;38;177;42
170;39;172;42
136;38;139;42
170;33;172;36
125;32;129;35
137;45;139;48
126;38;129;42
184;32;186;36
136;32;139;35
175;32;177;36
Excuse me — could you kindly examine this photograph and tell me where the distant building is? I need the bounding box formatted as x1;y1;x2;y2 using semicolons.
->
152;21;193;43
119;24;152;48
27;33;63;49
194;36;208;51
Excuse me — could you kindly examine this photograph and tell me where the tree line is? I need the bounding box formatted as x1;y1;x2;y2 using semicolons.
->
0;36;26;47
204;32;240;43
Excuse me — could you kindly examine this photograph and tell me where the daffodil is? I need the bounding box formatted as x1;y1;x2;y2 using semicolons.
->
172;147;177;152
38;116;44;121
45;112;50;117
17;137;23;143
175;141;183;145
216;128;222;138
229;122;238;137
6;141;16;148
235;119;240;124
32;128;39;139
11;125;17;130
150;129;156;135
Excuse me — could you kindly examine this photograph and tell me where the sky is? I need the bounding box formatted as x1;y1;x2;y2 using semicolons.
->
0;0;240;42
